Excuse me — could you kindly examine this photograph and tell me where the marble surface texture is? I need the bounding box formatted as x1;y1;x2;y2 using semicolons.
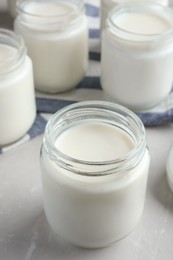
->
0;1;173;259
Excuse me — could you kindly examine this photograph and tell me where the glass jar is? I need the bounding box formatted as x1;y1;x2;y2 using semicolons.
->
101;2;173;111
14;0;88;93
40;101;150;248
7;0;17;17
101;0;169;31
0;29;36;146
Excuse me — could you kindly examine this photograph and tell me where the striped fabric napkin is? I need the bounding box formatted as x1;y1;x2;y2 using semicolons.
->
1;0;173;154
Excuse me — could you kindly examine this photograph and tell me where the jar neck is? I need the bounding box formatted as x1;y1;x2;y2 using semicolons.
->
106;2;173;48
0;29;26;76
42;101;147;177
16;0;85;30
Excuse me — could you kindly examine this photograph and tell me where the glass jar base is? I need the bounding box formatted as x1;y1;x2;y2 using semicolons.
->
50;223;138;249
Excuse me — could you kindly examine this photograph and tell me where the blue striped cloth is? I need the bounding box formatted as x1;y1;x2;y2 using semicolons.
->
1;0;173;154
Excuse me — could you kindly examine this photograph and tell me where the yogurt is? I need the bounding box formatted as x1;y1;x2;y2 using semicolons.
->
14;0;88;93
0;29;36;146
101;2;173;111
40;101;150;248
56;122;134;161
100;0;169;31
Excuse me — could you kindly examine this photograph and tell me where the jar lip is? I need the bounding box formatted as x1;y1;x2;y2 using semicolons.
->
102;0;168;4
16;0;84;22
0;28;26;75
43;101;147;176
107;2;173;44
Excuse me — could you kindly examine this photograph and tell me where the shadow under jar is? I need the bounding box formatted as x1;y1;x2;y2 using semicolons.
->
14;0;88;93
101;2;173;111
7;0;17;17
0;29;36;146
40;101;150;248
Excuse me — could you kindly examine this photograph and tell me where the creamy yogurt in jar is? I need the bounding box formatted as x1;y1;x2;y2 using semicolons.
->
40;101;150;248
14;0;88;93
101;0;169;31
0;29;36;146
101;2;173;111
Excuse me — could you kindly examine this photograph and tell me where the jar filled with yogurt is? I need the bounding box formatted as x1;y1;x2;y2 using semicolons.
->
101;2;173;111
14;0;88;93
40;101;150;248
100;0;169;31
0;29;36;146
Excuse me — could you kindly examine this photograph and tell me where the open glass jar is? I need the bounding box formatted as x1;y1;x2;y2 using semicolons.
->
101;2;173;111
40;101;150;248
0;29;36;146
100;0;169;31
14;0;88;93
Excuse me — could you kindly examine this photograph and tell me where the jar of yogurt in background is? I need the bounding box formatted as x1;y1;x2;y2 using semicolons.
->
14;0;88;93
7;0;17;17
100;0;169;31
40;101;150;248
0;29;36;146
101;2;173;111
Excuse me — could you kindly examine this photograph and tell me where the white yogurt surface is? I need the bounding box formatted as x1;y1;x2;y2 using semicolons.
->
56;122;134;161
24;1;76;16
0;44;17;60
114;13;172;34
100;0;169;31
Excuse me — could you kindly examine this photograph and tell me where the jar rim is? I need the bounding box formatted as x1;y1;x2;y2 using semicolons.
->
102;0;168;4
107;2;173;45
16;0;84;25
0;29;26;75
42;101;147;176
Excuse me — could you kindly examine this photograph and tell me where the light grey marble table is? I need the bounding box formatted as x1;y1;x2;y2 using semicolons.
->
0;1;173;259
